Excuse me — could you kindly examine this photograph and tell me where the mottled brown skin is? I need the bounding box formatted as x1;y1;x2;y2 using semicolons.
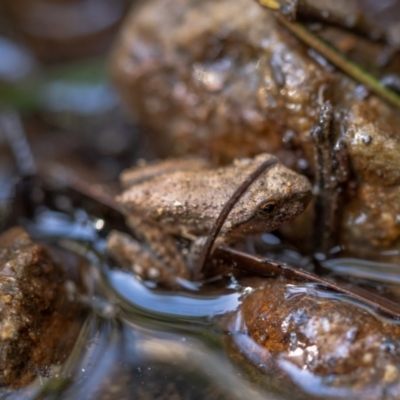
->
108;154;311;286
119;153;312;240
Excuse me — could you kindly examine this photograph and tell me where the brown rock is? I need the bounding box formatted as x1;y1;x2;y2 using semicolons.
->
0;227;81;387
226;278;400;399
110;0;400;258
111;0;331;164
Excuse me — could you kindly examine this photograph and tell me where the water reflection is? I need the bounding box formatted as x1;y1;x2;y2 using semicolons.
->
12;208;276;399
5;205;400;399
322;257;400;285
108;270;241;319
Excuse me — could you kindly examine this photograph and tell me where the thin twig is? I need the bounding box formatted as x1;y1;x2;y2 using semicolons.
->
257;0;386;42
276;15;400;109
214;246;400;319
197;157;278;277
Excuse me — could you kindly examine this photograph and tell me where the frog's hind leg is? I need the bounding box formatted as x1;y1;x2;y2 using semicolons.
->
126;215;190;280
106;230;187;288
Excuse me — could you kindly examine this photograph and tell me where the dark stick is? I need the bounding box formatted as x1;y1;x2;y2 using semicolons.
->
214;246;400;319
311;101;351;259
311;101;335;254
196;157;278;277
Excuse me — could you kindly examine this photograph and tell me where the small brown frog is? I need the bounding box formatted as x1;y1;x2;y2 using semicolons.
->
107;154;312;287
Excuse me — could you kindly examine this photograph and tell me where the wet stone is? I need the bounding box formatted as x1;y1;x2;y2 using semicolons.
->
0;227;81;388
225;278;400;399
111;0;331;163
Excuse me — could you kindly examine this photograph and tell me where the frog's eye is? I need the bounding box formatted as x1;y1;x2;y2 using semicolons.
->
259;201;277;215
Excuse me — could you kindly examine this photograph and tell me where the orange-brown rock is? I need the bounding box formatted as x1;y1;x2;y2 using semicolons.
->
226;278;400;399
0;227;82;387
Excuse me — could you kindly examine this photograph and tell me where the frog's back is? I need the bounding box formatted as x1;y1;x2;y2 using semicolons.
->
118;154;311;237
118;163;244;236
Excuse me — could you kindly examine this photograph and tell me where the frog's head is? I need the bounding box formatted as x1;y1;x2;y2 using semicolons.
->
225;160;312;238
